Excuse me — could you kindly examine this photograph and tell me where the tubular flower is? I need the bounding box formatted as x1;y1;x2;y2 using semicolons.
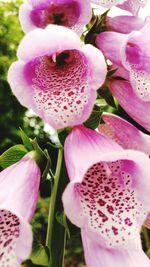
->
62;125;150;267
19;0;92;35
99;112;150;229
90;0;147;12
8;25;107;129
96;20;150;102
0;153;41;266
90;0;125;8
99;112;150;155
117;0;148;15
107;66;150;132
105;15;145;34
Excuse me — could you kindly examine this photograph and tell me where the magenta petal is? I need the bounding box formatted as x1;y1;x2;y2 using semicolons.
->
109;71;150;132
91;0;125;8
96;31;128;67
63;126;150;266
106;16;145;34
81;44;107;90
0;155;40;221
0;210;32;266
117;0;148;15
19;0;92;35
82;228;150;267
0;155;40;265
19;3;35;33
64;125;122;182
8;25;107;129
99;113;150;154
16;25;81;61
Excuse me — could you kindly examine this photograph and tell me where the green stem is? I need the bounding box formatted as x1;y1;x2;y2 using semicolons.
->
46;148;63;260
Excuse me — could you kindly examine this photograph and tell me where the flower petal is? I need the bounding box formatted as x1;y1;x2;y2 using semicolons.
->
96;31;127;67
19;0;92;35
0;155;40;265
63;126;150;267
0;209;32;266
99;113;150;154
91;0;125;8
8;25;107;129
17;25;81;62
106;16;145;34
64;125;122;182
109;69;150;132
117;0;148;15
82;228;150;267
81;44;107;90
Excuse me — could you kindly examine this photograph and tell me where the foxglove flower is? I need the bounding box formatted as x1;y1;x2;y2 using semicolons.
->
99;112;150;155
8;25;107;129
19;0;92;35
117;0;148;15
106;66;150;132
91;0;147;13
0;152;41;266
99;112;150;229
63;125;150;267
90;0;125;8
106;15;145;34
96;20;150;102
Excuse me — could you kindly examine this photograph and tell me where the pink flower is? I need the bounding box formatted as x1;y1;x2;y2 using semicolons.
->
8;25;107;129
106;15;145;34
91;0;148;14
107;66;150;131
90;0;125;9
0;153;41;266
99;113;150;229
62;125;150;267
99;112;150;155
117;0;148;15
96;20;150;102
19;0;92;35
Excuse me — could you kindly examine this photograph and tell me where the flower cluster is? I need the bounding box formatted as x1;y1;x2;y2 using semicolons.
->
4;0;150;266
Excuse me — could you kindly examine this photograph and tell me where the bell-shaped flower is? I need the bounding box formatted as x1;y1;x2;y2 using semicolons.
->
19;0;92;35
96;20;150;102
99;112;150;155
62;125;150;267
90;0;125;9
91;0;147;13
99;112;150;229
8;25;107;129
0;152;41;266
106;66;150;132
117;0;148;15
106;15;145;34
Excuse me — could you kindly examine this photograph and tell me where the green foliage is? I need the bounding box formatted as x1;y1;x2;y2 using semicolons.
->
0;144;27;168
30;244;49;266
20;128;34;151
0;0;23;79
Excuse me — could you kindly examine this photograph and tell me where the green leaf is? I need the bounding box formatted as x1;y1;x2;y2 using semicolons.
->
0;144;28;168
20;128;33;151
56;211;70;238
30;244;49;266
98;87;117;109
84;109;101;129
